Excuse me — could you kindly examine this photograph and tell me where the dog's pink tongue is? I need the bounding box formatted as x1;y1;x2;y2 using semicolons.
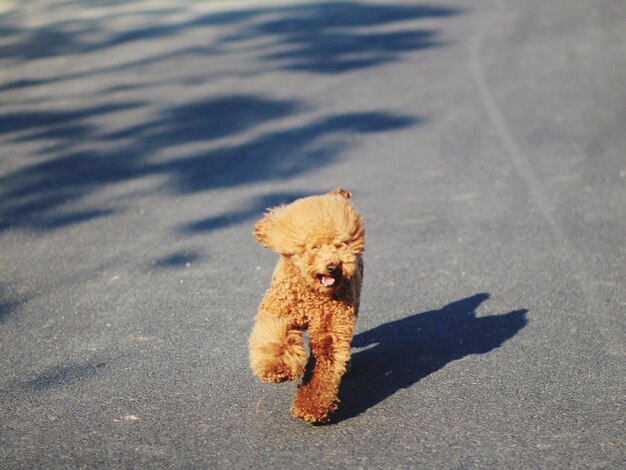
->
321;275;335;287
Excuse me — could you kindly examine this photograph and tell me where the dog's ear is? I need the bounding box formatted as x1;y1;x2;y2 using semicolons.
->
329;188;351;199
253;208;299;255
253;211;275;248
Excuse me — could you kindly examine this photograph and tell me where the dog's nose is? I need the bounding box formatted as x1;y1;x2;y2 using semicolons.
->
327;264;339;275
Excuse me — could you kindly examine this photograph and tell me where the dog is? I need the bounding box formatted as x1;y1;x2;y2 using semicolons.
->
249;188;365;423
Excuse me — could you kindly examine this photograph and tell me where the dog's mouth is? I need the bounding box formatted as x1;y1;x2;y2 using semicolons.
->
317;265;342;288
318;274;336;288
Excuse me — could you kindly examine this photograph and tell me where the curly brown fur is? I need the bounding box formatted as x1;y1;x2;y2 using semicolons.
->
249;188;365;423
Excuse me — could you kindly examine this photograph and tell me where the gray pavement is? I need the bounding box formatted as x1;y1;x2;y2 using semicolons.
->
0;0;624;468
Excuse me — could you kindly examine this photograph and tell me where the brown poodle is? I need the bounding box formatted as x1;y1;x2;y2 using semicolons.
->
249;188;365;423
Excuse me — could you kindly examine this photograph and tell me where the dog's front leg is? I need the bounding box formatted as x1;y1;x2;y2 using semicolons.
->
291;310;355;423
249;292;307;383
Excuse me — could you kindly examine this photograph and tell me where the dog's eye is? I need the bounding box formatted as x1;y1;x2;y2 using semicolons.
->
310;244;320;250
334;241;346;249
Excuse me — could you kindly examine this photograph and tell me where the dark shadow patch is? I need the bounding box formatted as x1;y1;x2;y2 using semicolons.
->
0;287;23;324
39;208;117;230
0;102;142;136
333;293;528;422
219;2;460;74
11;124;94;143
21;362;103;392
0;78;52;92
0;4;184;60
161;111;418;194
103;95;299;143
180;191;314;234
151;251;202;269
264;29;442;74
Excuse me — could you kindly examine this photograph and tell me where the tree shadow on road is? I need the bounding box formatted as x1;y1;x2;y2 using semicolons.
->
0;2;460;71
0;106;416;231
0;1;458;233
179;191;315;234
0;283;25;324
218;2;460;74
333;293;528;422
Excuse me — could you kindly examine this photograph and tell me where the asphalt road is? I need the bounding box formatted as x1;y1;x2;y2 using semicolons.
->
0;0;624;468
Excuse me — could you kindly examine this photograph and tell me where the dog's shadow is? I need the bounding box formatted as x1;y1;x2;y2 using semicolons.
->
334;293;528;421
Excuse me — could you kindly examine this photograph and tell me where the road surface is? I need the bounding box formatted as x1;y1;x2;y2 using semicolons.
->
0;0;624;468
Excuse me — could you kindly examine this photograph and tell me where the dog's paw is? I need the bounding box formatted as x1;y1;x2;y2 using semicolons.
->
291;392;338;423
291;401;337;424
256;359;303;383
251;340;306;383
249;317;306;382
